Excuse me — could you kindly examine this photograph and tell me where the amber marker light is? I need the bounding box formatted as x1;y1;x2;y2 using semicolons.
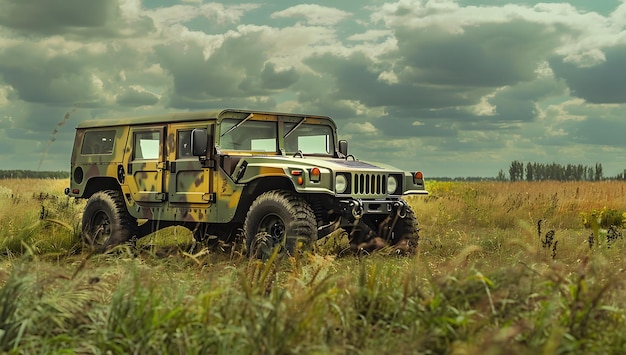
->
414;171;424;184
310;167;321;182
291;169;304;185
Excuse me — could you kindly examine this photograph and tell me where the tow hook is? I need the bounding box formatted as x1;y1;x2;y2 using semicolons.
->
393;201;408;218
350;200;364;219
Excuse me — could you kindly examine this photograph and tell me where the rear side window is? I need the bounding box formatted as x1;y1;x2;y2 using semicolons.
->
80;130;116;155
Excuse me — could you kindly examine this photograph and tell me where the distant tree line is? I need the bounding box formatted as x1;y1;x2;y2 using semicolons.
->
498;161;610;181
0;170;69;179
430;176;498;182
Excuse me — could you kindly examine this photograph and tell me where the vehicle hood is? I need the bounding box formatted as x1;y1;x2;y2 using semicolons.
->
243;155;404;173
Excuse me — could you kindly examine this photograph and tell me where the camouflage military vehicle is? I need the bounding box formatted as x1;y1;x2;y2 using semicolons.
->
65;109;427;257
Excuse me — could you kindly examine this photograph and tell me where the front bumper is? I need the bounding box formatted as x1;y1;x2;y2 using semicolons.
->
339;198;409;220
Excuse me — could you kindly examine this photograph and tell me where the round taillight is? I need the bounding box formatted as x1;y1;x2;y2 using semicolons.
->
415;171;423;180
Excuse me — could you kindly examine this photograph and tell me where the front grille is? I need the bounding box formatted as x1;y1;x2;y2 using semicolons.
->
353;173;386;195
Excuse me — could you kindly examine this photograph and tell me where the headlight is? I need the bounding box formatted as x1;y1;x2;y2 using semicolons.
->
335;174;348;193
387;175;398;194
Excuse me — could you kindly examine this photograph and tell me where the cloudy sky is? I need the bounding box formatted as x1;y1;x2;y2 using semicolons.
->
1;0;625;178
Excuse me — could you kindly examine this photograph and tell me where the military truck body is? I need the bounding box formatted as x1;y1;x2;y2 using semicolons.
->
66;109;427;256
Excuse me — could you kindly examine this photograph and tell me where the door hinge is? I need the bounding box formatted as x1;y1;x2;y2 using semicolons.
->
200;157;215;168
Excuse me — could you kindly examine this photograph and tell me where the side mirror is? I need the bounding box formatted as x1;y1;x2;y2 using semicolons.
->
339;140;348;156
191;128;208;156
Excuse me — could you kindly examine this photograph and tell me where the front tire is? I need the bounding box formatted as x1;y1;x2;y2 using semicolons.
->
388;206;420;254
82;190;138;252
244;190;316;259
348;205;420;254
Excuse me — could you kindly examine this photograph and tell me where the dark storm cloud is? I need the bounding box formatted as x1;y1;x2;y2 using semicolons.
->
259;63;299;90
0;0;154;38
393;21;562;87
156;31;293;108
0;43;99;104
304;52;484;109
302;19;565;126
0;0;113;31
486;77;566;122
116;88;160;107
550;46;626;104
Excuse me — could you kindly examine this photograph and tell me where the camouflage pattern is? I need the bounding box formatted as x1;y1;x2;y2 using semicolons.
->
66;109;427;240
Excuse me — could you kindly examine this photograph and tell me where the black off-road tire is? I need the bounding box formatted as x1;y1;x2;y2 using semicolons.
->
348;205;420;254
244;190;316;259
82;190;138;252
389;206;420;254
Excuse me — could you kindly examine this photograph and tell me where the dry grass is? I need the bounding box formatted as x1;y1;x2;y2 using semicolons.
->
1;179;626;353
0;179;81;256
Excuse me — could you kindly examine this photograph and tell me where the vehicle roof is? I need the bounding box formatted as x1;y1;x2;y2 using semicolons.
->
76;109;335;129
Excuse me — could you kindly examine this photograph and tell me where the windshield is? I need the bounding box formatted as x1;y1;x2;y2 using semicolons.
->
220;119;277;152
284;122;334;155
218;118;334;155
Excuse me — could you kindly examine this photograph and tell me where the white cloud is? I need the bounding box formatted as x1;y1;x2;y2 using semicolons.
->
147;3;256;27
271;4;351;26
562;49;606;67
378;70;399;84
0;85;12;107
345;122;378;134
347;30;392;41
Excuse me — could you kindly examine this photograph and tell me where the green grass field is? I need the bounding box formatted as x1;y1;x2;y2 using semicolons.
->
1;179;626;353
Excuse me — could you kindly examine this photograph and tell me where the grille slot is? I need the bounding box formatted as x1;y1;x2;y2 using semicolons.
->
352;173;386;195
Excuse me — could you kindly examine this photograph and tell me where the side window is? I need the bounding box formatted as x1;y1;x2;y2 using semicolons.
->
81;130;116;155
177;130;192;158
133;131;161;160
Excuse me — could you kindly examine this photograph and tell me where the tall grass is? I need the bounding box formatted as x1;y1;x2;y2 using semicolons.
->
0;179;82;256
2;179;626;353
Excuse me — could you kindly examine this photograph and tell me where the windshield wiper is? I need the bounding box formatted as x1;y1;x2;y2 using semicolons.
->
221;113;254;137
283;117;307;138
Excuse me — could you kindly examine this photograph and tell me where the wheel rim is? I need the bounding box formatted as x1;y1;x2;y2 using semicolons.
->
90;210;111;244
258;213;285;242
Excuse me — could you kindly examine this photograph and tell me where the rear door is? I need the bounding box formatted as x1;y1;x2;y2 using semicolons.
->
126;126;166;202
166;123;213;204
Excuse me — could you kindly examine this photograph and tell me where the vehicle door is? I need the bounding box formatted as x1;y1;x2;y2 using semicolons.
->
166;123;214;204
126;126;166;202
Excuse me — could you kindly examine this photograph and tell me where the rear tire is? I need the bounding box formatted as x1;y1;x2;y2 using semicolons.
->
82;190;138;252
244;190;316;259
